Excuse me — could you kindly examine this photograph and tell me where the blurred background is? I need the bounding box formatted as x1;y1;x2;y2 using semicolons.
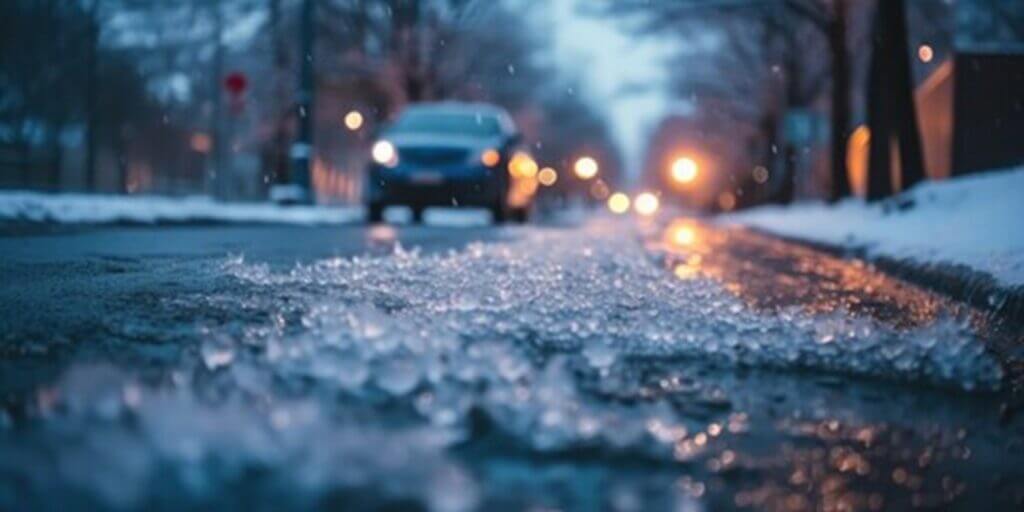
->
1;0;1022;212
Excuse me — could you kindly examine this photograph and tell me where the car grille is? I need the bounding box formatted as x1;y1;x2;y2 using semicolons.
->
398;147;470;167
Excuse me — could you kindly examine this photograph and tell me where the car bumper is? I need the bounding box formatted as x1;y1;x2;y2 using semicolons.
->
366;165;503;207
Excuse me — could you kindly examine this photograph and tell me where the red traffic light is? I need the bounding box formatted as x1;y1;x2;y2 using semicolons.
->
223;72;248;97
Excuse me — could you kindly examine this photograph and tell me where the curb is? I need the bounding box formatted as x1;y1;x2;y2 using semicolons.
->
746;227;1024;325
746;227;1024;417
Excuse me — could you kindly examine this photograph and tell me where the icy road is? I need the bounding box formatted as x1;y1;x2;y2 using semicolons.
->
0;216;1022;511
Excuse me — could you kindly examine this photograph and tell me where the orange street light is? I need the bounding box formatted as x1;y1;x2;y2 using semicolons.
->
670;157;699;184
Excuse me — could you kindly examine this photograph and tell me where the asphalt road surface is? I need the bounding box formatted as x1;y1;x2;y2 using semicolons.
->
0;216;1021;511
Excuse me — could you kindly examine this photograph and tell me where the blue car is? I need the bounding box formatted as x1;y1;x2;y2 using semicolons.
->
365;102;535;224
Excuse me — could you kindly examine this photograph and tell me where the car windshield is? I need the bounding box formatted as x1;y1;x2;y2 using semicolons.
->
390;112;501;137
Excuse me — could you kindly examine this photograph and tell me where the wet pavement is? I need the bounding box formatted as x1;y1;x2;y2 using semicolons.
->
0;216;1021;511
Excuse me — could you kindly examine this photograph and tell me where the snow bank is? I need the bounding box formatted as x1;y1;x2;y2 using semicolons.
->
724;168;1024;287
0;191;364;225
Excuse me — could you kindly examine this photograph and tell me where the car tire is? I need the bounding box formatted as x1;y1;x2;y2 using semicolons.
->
490;203;507;224
410;206;425;224
367;203;385;223
511;207;529;224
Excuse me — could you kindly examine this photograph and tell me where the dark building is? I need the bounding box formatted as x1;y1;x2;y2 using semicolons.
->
952;49;1024;175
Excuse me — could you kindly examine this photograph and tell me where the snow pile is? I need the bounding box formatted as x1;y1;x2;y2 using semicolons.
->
0;191;363;225
724;168;1024;287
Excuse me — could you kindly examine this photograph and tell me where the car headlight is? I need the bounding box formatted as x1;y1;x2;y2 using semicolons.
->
477;148;501;168
372;140;398;167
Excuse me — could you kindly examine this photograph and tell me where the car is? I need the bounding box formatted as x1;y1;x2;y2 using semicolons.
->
364;102;536;224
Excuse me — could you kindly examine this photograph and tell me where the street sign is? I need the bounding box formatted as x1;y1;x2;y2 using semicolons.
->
223;72;248;97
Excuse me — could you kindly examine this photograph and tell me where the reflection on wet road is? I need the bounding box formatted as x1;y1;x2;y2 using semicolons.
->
652;219;951;327
0;218;1021;511
651;217;1024;401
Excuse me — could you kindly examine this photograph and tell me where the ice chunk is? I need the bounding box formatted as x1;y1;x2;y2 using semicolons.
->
200;336;236;371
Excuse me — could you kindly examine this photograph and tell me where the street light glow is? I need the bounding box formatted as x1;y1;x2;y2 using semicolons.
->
574;156;599;180
918;44;934;63
190;133;212;154
671;225;695;246
634;192;660;216
607;192;631;214
671;157;699;184
538;167;558;186
344;110;364;131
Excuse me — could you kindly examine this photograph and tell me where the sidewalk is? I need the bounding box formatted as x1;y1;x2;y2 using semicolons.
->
0;192;364;226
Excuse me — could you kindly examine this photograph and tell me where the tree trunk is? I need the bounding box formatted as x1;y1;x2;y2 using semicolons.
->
866;1;893;200
290;0;316;202
891;0;925;189
828;0;852;201
866;0;925;200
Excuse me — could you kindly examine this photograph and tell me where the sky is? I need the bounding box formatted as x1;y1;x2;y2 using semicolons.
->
545;0;674;183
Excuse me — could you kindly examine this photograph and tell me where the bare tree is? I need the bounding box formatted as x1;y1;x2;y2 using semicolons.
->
600;0;855;202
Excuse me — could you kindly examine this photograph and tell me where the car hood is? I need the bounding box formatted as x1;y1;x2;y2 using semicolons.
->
384;132;503;151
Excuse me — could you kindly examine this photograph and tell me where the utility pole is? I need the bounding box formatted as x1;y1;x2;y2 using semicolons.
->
211;1;227;199
290;0;315;204
85;0;102;192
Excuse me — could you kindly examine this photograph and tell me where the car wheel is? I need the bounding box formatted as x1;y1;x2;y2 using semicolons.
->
367;203;385;223
490;203;507;224
511;207;529;224
410;206;425;224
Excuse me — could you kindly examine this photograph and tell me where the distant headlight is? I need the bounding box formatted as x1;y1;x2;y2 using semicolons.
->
372;140;397;167
479;148;501;168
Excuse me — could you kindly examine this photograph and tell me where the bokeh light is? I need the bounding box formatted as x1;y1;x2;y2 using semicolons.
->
574;156;599;180
509;152;538;178
634;192;660;216
752;166;769;184
717;191;737;211
190;133;212;154
344;110;364;131
538;167;558;186
607;192;631;214
918;44;934;63
372;140;397;166
670;157;699;184
480;149;501;168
